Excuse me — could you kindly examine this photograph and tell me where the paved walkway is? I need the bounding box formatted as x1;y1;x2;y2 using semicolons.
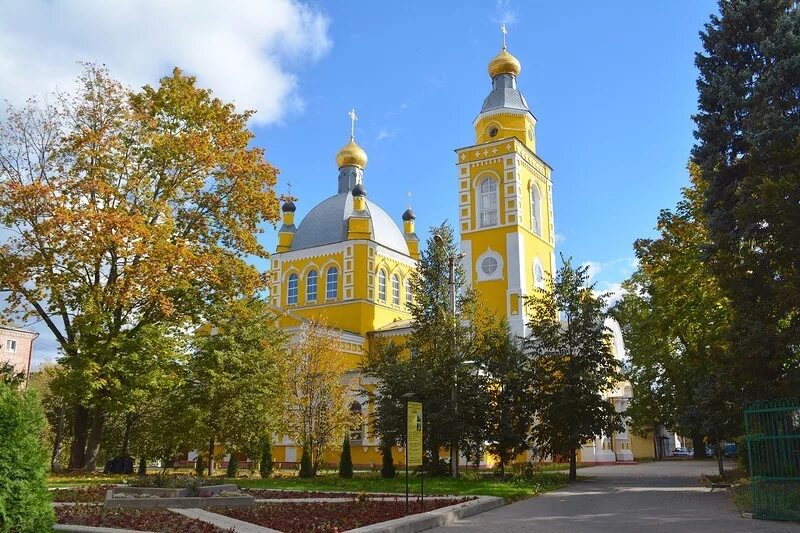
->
431;461;800;533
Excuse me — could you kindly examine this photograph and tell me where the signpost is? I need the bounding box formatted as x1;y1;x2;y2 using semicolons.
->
406;401;423;514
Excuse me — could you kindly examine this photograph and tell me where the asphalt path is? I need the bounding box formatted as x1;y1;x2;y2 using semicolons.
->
431;460;799;533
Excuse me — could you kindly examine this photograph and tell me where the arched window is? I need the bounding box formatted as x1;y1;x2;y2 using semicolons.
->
349;401;363;441
479;178;498;227
287;273;298;305
326;267;338;300
306;270;318;303
405;278;413;308
378;269;387;302
391;274;400;305
530;184;542;236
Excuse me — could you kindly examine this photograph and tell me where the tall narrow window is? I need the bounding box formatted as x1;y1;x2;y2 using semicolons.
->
287;273;298;305
306;270;318;302
391;274;400;305
378;269;387;302
349;401;363;441
6;339;17;353
530;184;542;236
326;267;338;300
405;279;413;308
479;178;498;227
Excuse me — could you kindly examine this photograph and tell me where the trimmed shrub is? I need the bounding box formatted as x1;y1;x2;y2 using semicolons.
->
194;455;205;477
259;439;273;478
226;457;238;478
338;437;353;479
298;446;313;478
0;382;54;531
380;443;396;478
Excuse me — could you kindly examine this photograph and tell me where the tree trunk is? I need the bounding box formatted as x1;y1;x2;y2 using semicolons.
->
652;424;659;460
499;461;505;478
138;457;147;476
120;413;133;457
691;432;707;459
51;405;66;471
84;408;105;471
714;426;725;479
69;404;89;470
569;449;577;481
208;437;215;477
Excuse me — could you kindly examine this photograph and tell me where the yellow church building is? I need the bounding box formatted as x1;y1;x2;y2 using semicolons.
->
267;38;652;468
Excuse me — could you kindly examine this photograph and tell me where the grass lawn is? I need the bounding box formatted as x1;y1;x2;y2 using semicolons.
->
47;468;572;502
228;471;569;501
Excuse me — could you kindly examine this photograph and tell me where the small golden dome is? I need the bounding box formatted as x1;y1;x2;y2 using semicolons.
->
488;47;521;78
336;137;368;169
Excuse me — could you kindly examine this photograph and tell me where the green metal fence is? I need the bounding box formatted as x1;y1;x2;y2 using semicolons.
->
744;398;800;521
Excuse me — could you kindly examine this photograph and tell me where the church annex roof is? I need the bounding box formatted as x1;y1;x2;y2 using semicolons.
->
290;191;410;255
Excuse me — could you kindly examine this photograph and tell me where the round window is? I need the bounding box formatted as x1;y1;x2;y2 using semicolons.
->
489;127;498;137
481;256;499;276
534;262;544;286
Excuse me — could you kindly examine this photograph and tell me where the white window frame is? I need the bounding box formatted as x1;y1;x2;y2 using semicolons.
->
530;183;542;236
306;270;318;303
287;274;298;305
479;178;499;228
391;274;400;306
476;248;503;281
405;278;413;308
5;339;17;353
533;258;545;289
377;269;387;302
326;267;338;300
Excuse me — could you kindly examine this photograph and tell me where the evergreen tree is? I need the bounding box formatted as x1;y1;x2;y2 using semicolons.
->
380;443;396;478
692;0;800;400
194;455;205;477
259;437;273;478
338;436;353;479
525;257;623;481
226;456;238;478
298;446;313;478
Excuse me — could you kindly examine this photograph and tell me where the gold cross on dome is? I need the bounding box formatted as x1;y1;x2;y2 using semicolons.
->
348;108;358;139
501;24;507;49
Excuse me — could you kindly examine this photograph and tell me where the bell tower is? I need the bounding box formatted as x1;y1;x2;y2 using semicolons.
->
455;27;556;337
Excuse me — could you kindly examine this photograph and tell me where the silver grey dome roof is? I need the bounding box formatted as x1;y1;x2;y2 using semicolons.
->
479;73;533;116
290;192;409;255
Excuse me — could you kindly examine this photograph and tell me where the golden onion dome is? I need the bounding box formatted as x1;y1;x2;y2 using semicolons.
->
336;137;368;169
488;47;521;78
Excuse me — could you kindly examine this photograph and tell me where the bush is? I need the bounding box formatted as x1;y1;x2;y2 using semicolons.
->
226;457;238;478
298;446;313;478
259;439;273;478
380;443;395;478
339;437;353;479
194;455;205;477
0;382;55;531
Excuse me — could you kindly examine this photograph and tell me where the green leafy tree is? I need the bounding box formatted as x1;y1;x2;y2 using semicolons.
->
525;257;623;481
226;457;238;478
185;297;287;476
363;223;488;477
338;436;353;479
27;363;72;472
0;382;54;531
0;64;280;470
614;166;735;473
298;446;313;478
481;320;536;477
692;0;800;401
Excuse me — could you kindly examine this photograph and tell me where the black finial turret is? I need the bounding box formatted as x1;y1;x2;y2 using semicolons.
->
352;183;367;198
282;199;296;213
402;208;416;221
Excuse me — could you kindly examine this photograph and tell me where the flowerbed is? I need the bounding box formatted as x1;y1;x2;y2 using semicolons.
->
55;506;230;532
244;489;397;499
51;484;115;503
212;499;474;532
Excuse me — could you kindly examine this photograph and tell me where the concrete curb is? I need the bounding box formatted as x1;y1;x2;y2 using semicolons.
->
54;525;158;533
253;496;457;503
170;508;280;532
346;495;505;533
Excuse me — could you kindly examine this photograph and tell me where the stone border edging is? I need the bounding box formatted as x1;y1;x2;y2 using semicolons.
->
54;525;158;533
346;495;504;533
170;508;280;532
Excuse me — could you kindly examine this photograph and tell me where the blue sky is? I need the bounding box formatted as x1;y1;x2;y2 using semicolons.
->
1;0;719;364
251;0;718;298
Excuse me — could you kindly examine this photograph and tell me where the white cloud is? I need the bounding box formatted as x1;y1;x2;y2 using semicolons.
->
581;260;602;282
0;0;331;125
375;128;395;143
555;232;566;244
494;0;517;26
595;282;626;307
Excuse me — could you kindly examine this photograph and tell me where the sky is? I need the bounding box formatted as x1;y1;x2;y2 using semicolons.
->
0;0;719;365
